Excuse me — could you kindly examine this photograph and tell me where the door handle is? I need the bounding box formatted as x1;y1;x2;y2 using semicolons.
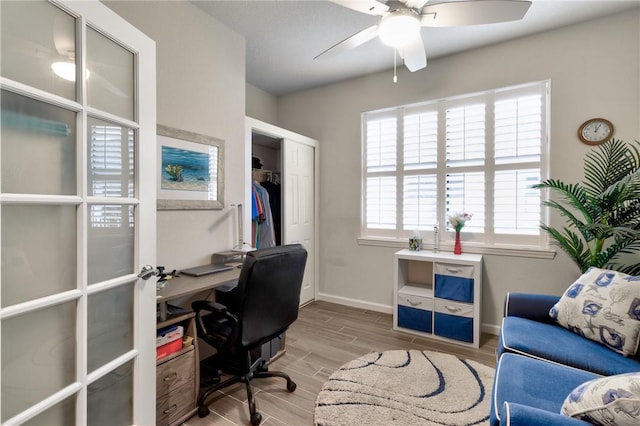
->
138;265;157;280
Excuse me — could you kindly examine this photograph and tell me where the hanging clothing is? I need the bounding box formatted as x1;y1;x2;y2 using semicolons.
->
251;181;276;249
260;180;281;246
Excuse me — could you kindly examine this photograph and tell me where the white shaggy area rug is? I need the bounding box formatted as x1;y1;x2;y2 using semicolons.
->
314;349;494;426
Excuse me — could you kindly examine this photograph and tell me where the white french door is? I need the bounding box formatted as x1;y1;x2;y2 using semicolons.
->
0;1;156;425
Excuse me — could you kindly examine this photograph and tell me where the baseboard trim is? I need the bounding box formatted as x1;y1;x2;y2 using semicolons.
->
482;323;500;336
316;292;393;314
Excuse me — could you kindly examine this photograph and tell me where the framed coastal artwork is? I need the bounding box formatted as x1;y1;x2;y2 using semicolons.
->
157;124;225;210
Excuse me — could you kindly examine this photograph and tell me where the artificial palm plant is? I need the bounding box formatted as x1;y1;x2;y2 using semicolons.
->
534;138;640;275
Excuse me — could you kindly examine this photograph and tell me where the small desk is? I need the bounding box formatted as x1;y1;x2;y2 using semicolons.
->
155;267;241;426
156;267;241;321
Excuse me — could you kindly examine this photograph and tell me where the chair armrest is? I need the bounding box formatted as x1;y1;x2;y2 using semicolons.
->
192;300;240;351
501;402;591;426
193;299;228;315
504;292;560;323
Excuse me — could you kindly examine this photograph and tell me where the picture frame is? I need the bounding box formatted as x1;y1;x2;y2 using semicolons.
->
157;124;225;210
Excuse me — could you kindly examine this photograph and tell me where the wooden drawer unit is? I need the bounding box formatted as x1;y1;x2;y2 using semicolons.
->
157;347;195;398
156;312;199;426
156;348;196;426
394;250;482;347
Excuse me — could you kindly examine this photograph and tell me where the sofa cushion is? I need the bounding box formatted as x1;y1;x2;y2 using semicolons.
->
561;372;640;425
550;267;640;356
499;316;640;376
500;402;591;426
490;353;598;426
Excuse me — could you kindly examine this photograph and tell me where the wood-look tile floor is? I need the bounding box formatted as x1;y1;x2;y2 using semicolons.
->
182;300;498;426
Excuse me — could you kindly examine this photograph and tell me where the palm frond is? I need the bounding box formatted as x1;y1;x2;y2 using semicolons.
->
534;180;590;217
542;199;592;232
584;139;638;196
538;139;640;273
611;199;640;228
621;263;640;275
541;224;591;272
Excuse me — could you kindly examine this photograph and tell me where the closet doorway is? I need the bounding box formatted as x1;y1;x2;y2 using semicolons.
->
246;117;318;306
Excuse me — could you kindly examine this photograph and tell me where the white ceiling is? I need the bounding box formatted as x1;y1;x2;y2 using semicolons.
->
192;0;639;96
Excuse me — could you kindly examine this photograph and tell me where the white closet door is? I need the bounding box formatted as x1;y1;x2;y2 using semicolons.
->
0;1;156;424
283;139;315;305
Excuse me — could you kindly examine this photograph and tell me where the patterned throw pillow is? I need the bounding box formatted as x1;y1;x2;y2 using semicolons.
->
549;267;640;356
561;372;640;425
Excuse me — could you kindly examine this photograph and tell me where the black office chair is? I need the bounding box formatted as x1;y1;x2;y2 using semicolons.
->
192;244;308;425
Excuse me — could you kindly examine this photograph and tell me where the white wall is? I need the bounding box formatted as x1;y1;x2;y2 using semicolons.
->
247;83;279;124
104;1;247;270
273;11;640;331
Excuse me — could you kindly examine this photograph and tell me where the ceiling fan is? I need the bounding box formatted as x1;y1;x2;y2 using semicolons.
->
315;0;532;73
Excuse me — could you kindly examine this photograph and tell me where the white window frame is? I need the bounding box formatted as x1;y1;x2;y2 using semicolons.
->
359;81;553;258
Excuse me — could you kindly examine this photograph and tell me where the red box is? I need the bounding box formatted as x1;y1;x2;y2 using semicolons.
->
156;338;182;359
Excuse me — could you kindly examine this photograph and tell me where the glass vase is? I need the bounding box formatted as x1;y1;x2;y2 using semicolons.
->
454;231;462;255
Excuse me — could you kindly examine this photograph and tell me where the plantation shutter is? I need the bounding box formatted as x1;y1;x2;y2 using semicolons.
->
361;80;548;247
493;86;545;237
403;110;438;230
365;115;397;230
445;103;485;233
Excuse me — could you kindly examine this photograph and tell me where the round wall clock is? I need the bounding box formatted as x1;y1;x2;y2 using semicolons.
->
578;118;614;145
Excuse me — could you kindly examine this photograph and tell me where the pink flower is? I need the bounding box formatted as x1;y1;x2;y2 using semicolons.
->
448;212;473;232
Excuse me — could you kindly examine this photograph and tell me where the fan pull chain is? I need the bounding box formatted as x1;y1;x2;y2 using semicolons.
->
393;48;398;83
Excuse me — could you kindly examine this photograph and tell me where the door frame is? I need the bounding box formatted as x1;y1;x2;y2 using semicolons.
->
244;117;318;304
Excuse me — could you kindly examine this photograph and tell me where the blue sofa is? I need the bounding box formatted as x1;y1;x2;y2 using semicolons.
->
489;292;640;426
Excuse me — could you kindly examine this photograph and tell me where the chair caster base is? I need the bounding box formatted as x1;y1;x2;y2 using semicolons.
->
198;404;210;418
286;380;296;392
250;411;262;425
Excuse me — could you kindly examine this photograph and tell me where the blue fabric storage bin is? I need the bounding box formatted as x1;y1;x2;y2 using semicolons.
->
398;305;432;333
434;312;473;342
435;274;474;303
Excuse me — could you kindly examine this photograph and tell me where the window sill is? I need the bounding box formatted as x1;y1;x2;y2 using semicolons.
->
356;237;556;260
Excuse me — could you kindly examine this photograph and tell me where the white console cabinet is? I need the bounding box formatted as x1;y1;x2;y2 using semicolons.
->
393;249;483;348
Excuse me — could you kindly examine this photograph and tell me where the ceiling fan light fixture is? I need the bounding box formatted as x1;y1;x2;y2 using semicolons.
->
51;61;90;82
51;61;76;82
378;9;420;47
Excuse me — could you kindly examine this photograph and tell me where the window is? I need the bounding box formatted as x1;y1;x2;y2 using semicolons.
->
362;81;549;248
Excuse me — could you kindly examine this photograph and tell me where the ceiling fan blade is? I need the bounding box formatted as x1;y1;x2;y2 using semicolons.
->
53;15;75;57
330;0;389;16
314;25;380;60
401;0;431;10
421;0;531;27
399;35;427;72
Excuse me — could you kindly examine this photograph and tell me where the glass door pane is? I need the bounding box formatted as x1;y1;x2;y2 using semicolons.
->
1;204;77;307
0;1;76;99
0;302;76;422
88;117;135;198
87;283;134;372
87;361;133;426
23;397;75;426
86;27;134;120
87;205;134;284
1;90;76;195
